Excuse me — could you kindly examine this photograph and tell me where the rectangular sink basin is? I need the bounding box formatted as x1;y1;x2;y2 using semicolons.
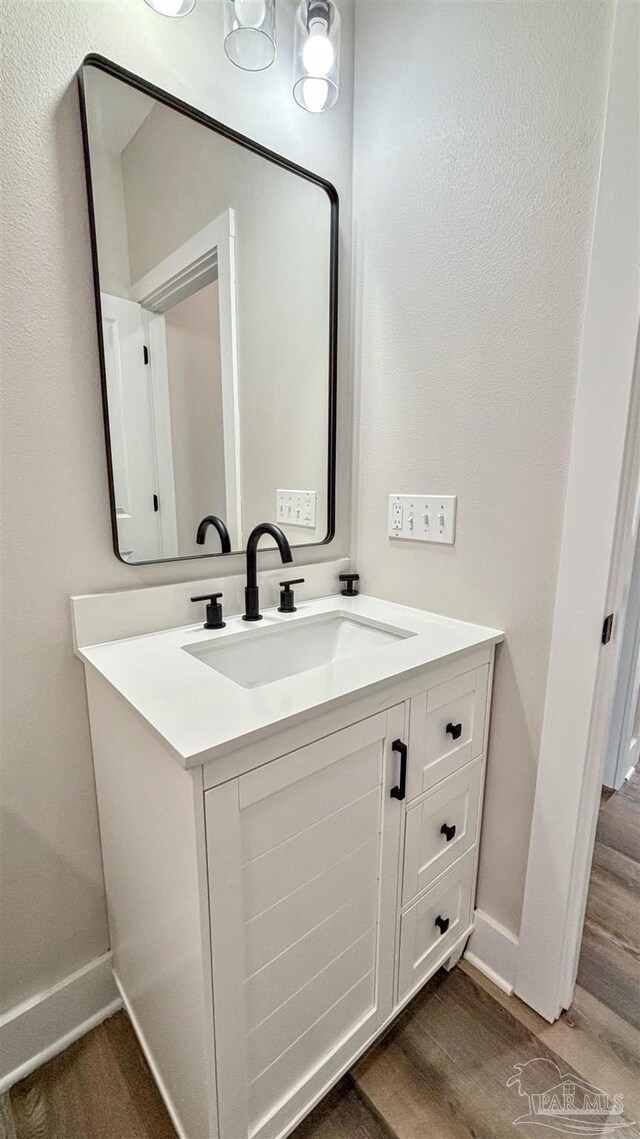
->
183;612;414;689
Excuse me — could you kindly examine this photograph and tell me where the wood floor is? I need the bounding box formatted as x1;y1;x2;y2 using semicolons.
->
576;764;640;1030
3;956;638;1139
3;772;638;1139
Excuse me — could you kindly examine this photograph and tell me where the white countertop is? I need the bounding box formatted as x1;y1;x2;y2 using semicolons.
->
78;594;503;768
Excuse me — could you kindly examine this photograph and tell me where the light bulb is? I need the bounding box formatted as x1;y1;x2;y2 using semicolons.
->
301;76;329;113
302;26;334;77
143;0;195;15
293;0;340;113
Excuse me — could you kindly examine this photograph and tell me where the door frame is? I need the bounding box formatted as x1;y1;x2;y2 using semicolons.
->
603;355;640;790
131;209;243;549
515;0;639;1022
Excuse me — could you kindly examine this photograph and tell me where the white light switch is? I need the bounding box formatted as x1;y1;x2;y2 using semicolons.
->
388;494;457;544
276;489;317;528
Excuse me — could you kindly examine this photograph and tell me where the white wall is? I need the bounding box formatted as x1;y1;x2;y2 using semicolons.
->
0;0;353;1017
90;144;132;298
352;0;614;935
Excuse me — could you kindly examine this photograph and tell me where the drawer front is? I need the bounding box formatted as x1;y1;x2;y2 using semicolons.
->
407;664;489;801
398;848;475;1003
402;757;483;905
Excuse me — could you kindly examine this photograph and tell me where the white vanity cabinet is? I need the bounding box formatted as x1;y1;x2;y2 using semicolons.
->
83;626;497;1139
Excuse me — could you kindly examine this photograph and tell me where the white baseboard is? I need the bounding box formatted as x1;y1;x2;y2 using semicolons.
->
115;973;187;1139
464;908;519;994
0;952;121;1093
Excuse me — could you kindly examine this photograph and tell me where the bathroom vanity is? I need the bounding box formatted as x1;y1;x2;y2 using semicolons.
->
75;63;502;1136
74;581;502;1139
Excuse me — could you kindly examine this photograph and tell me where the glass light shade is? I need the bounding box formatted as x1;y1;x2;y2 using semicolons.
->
224;0;276;72
143;0;195;16
293;0;340;113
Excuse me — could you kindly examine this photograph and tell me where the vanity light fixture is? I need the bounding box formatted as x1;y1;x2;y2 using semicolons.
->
143;0;195;16
224;0;277;72
293;0;340;113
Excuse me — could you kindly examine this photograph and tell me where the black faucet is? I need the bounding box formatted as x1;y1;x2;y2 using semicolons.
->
243;523;293;621
196;515;231;553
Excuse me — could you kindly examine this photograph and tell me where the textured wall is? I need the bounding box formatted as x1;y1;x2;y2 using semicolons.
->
352;0;614;934
0;0;354;1014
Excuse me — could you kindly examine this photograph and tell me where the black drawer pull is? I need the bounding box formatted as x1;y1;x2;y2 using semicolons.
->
390;739;407;801
446;722;462;740
435;915;450;935
440;822;456;842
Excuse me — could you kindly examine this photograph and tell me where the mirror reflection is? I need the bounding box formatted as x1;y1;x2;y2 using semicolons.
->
81;62;336;563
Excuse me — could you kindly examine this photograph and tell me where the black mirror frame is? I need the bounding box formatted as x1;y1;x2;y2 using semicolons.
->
77;54;338;566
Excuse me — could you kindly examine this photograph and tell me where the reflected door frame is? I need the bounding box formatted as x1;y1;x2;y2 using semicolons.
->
130;209;242;550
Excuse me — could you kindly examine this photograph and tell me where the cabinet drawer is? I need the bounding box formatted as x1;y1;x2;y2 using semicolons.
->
398;848;475;1003
402;758;483;905
407;664;488;801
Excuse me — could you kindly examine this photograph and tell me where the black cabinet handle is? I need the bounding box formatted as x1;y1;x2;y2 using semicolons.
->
446;722;462;740
440;822;456;842
390;739;407;801
435;915;450;935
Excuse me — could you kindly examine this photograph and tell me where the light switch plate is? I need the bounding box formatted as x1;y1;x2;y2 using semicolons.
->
388;494;457;544
277;489;317;528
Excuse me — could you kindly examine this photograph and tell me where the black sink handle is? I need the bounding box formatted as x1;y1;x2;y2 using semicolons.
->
339;573;360;597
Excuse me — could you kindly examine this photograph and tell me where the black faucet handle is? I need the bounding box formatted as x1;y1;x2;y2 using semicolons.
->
339;573;360;597
278;578;305;614
191;593;225;630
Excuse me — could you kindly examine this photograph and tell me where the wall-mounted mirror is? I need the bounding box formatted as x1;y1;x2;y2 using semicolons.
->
79;57;337;564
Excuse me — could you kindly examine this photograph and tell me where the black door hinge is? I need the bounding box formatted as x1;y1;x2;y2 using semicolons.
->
143;345;149;365
153;494;159;512
602;613;614;644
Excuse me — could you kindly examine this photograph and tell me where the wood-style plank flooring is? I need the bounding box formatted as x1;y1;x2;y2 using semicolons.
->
3;772;638;1139
577;764;640;1029
3;957;638;1139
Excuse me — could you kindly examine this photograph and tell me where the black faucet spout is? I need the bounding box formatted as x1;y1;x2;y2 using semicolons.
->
196;515;231;553
244;523;293;621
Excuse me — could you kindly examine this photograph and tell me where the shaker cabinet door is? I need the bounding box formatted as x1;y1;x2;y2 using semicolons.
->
205;707;405;1139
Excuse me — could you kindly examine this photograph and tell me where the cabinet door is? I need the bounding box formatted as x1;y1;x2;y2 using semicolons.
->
205;707;405;1139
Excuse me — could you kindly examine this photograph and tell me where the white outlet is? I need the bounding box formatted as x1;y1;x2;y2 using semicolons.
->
276;489;317;529
391;501;404;530
388;494;457;544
